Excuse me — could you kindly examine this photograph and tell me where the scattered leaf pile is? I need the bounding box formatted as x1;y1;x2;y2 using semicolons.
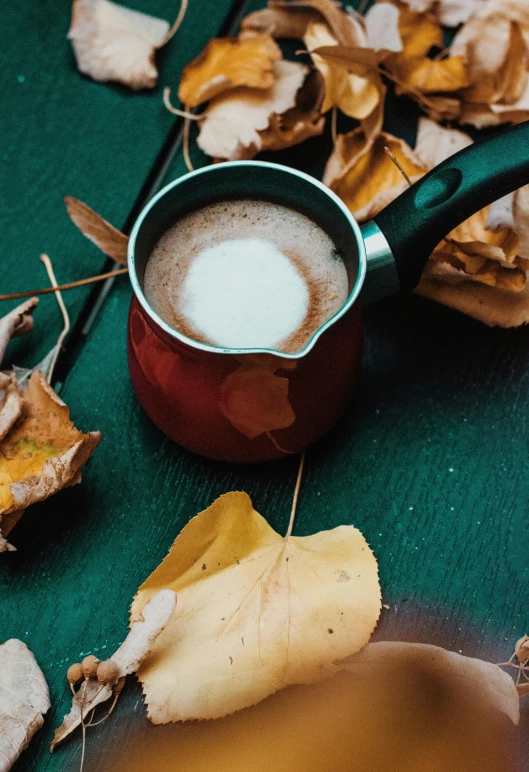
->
0;300;101;552
166;0;529;326
52;589;176;750
0;639;50;772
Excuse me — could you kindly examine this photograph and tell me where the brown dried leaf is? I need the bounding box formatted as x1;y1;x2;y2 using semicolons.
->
305;24;384;120
342;641;520;725
197;60;311;160
417;261;529;327
0;299;38;367
0;374;22;444
69;0;175;90
0;372;101;549
65;197;128;265
0;639;50;771
323;129;427;221
133;491;381;723
241;5;322;39
51;589;176;750
178;35;281;108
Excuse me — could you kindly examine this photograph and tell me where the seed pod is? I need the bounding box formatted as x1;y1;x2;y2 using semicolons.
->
81;654;100;679
67;662;83;685
96;659;120;685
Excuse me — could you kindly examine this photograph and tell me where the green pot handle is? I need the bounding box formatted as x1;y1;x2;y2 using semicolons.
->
372;120;529;292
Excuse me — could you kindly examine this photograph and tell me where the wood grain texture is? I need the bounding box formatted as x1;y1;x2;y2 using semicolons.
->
1;0;529;770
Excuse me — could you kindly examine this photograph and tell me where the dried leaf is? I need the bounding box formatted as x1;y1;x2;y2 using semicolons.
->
65;197;128;265
486;193;515;231
364;2;403;54
178;35;281;108
0;372;101;548
342;641;520;725
401;0;486;27
0;299;38;367
197;60;312;160
69;0;175;89
133;491;381;722
242;0;366;47
0;639;50;771
0;374;22;444
52;589;176;750
417;261;529;327
305;24;383;120
323;129;427;221
414;116;473;167
220;356;296;438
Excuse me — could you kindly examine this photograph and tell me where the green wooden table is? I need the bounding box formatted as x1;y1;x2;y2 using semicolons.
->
1;1;528;769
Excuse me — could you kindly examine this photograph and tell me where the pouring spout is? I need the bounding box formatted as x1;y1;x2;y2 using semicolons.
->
360;221;400;304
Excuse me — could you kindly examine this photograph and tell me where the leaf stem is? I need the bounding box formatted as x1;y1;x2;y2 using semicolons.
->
183;109;195;173
0;267;129;301
384;146;412;187
285;451;305;540
40;254;70;384
161;0;189;45
163;88;202;120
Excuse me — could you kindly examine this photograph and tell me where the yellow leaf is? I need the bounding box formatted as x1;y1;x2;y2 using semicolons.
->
0;440;61;512
392;54;468;94
133;491;381;722
305;23;382;120
178;35;282;108
324;130;427;221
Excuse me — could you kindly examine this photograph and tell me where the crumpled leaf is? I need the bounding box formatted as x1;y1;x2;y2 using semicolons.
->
51;589;176;751
197;60;323;160
133;491;381;722
451;1;529;127
382;1;468;119
220;355;296;439
323;128;427;221
342;641;519;725
242;0;366;47
0;299;38;367
178;34;281;108
69;0;178;89
65;197;128;265
0;371;101;550
305;24;385;121
401;0;486;27
0;639;50;771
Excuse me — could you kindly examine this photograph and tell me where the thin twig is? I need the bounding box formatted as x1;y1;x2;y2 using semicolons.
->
40;254;70;384
79;682;87;772
163;88;202;120
0;267;128;302
377;65;444;113
183;109;194;173
285;451;306;540
161;0;189;44
331;106;338;145
384;146;412;187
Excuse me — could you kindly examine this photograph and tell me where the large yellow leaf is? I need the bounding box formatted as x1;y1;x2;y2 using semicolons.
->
133;491;381;722
178;34;281;107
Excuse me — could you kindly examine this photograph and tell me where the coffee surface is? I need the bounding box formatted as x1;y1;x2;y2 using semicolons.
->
143;200;349;353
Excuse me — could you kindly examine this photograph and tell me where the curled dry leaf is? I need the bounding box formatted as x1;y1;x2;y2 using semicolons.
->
0;299;39;446
242;0;366;47
178;34;281;108
305;24;384;122
0;371;101;551
52;589;176;750
65;197;128;266
133;491;381;722
69;0;180;90
342;641;520;725
220;355;296;439
0;639;50;772
382;1;468;120
451;0;529;127
323;128;427;221
197;61;323;161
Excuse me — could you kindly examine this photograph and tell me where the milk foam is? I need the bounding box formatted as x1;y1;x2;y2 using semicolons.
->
180;238;309;349
143;200;349;353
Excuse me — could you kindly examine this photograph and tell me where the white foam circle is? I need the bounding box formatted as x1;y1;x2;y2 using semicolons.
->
180;238;309;349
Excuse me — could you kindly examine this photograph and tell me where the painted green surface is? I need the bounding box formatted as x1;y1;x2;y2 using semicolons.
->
1;0;529;770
